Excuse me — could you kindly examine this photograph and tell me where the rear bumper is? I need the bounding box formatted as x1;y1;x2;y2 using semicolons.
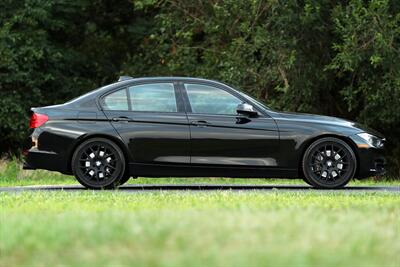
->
23;127;73;175
23;147;71;175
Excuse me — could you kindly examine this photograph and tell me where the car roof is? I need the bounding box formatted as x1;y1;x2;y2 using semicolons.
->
115;76;228;85
65;77;233;107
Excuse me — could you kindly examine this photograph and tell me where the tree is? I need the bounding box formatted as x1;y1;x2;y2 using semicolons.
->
1;0;399;175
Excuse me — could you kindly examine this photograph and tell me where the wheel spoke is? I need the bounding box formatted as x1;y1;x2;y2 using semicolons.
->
95;170;100;182
333;148;343;158
312;155;322;162
316;151;325;160
106;164;116;170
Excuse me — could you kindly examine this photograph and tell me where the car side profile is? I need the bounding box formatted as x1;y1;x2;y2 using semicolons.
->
24;77;386;189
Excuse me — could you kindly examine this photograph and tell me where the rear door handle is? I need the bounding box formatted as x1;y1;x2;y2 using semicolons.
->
112;116;131;122
191;120;210;127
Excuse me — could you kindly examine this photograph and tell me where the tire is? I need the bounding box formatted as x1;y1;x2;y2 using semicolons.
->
302;176;313;186
302;137;357;189
72;138;126;189
118;175;131;186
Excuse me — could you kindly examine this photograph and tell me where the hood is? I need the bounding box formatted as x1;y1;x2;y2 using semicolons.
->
275;111;384;138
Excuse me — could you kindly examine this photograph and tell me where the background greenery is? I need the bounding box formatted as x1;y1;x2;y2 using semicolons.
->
1;0;399;175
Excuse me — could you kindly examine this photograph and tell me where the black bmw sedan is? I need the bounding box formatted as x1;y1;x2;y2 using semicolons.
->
24;76;386;189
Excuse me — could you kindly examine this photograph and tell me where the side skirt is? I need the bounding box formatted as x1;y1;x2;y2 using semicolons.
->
129;163;298;178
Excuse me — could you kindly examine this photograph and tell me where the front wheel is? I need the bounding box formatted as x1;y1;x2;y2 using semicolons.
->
302;137;357;189
72;138;125;189
118;175;131;186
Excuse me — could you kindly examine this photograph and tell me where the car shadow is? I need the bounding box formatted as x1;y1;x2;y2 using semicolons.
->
1;184;398;192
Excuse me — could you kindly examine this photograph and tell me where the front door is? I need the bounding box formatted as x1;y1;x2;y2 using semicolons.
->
182;83;279;167
101;82;190;165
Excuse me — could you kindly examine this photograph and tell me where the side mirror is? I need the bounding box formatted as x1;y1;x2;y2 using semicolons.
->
236;103;258;117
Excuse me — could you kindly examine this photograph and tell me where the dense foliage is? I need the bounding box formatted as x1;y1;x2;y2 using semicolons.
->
0;0;399;175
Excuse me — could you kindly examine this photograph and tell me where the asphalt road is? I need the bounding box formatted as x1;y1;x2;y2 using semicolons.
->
0;184;399;193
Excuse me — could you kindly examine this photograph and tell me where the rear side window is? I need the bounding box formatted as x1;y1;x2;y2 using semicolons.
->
128;83;177;112
102;89;129;111
102;83;177;112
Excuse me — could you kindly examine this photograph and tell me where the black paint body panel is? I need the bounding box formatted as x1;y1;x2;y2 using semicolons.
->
104;111;191;164
24;77;386;179
188;114;279;166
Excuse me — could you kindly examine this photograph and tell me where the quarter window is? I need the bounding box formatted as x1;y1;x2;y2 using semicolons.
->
102;89;129;111
185;84;242;115
128;83;177;112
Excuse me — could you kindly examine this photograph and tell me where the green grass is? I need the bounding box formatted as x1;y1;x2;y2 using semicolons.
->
1;160;399;266
1;191;399;267
1;159;399;187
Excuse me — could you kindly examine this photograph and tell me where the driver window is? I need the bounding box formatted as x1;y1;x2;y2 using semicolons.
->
185;84;242;115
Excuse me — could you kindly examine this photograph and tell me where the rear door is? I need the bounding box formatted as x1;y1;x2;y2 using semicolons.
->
182;82;280;167
101;81;190;164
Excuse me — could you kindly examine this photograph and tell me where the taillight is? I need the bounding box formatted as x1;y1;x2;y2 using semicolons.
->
29;113;48;128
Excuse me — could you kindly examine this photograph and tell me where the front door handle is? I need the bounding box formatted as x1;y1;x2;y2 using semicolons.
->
191;120;210;127
112;116;131;122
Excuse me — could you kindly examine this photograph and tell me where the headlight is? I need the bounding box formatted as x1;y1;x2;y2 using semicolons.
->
357;133;384;148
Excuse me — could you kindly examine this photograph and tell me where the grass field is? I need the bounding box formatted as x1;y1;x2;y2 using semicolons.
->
1;160;399;267
1;191;399;267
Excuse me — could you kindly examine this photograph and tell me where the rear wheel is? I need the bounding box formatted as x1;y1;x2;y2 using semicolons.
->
72;138;125;189
302;137;356;189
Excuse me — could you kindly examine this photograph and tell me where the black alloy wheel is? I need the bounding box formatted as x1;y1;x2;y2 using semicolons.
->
72;138;125;189
302;137;356;188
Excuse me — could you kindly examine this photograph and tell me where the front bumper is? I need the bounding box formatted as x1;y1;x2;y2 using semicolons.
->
349;133;386;178
356;147;386;178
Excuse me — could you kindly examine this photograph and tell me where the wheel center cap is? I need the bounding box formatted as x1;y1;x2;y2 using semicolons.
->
327;160;333;167
95;161;102;166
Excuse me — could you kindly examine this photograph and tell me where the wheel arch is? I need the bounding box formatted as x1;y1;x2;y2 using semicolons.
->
298;134;360;179
67;133;131;173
